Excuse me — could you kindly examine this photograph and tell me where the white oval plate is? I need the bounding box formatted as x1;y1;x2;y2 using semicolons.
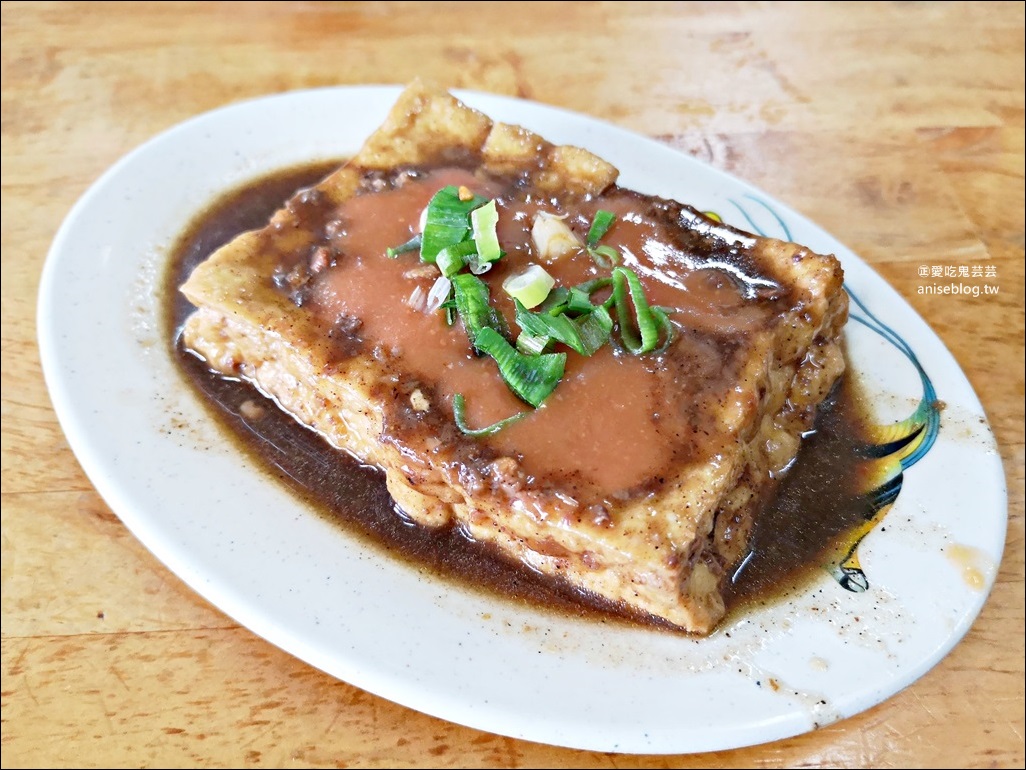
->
38;86;1007;754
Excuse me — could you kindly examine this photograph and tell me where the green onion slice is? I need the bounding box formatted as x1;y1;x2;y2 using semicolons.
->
420;185;488;264
386;233;422;259
516;332;551;356
574;305;614;355
452;272;509;348
649;306;676;353
538;278;611;317
502;264;555;309
515;299;600;357
470;199;502;264
568;278;612;313
452;393;527;437
610;266;666;355
587;210;616;246
585;210;620;267
588;243;620;268
465;253;497;275
536;286;569;316
436;240;478;278
576;277;613;295
474;327;566;408
440;298;457;326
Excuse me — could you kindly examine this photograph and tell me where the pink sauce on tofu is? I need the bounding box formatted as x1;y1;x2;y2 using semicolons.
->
296;167;786;499
167;160;868;626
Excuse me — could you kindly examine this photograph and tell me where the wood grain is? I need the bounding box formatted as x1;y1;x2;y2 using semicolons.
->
2;2;1023;767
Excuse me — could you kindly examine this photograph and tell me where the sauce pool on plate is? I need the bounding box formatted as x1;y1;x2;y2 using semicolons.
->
165;160;875;631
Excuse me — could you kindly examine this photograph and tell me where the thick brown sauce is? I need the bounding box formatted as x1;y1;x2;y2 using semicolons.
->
165;161;873;631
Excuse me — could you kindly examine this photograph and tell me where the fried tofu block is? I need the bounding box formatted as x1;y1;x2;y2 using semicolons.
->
180;81;847;633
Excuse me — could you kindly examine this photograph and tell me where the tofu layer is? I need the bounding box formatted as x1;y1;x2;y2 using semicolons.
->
180;82;847;633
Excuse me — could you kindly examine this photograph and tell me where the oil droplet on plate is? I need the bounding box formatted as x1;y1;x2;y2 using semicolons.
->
944;544;991;590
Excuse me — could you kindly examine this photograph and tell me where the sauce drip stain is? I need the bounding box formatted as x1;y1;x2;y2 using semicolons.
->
165;161;875;631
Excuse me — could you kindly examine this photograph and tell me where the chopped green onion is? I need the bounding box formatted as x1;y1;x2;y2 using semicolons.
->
538;279;611;317
585;210;620;267
649;306;676;353
452;272;508;348
440;298;457;326
611;266;665;355
386;233;422;259
574;305;614;355
474;327;566;408
502;264;555;309
420;185;489;264
588;243;620;268
436;240;478;278
536;286;570;316
471;199;502;264
576;277;613;295
516;332;551;356
587;210;616;246
564;286;595;314
466;249;504;276
452;393;527;437
514;275;612;356
568;278;611;313
515;299;597;356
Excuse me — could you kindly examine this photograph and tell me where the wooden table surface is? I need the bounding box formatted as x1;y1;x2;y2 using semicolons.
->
2;2;1023;767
